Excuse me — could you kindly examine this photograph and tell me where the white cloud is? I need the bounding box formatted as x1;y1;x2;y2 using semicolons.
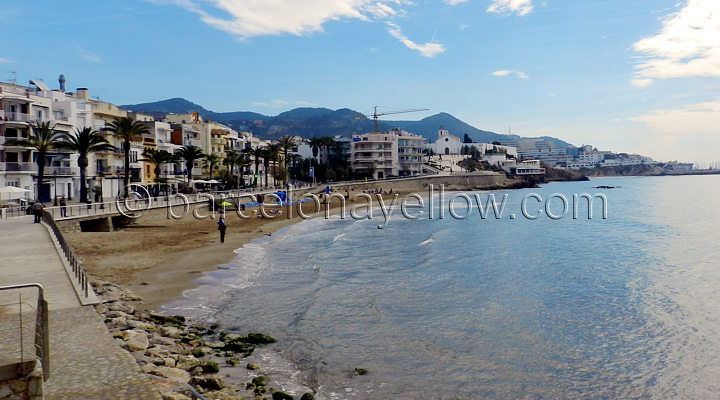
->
77;47;102;63
631;0;720;86
491;69;529;79
0;57;10;64
296;100;319;107
631;98;720;137
160;0;412;39
630;78;653;88
487;0;533;16
386;22;445;58
253;99;289;108
444;0;468;5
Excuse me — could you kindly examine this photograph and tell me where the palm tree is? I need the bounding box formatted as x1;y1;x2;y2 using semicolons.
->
141;149;174;182
264;143;281;187
277;135;298;185
105;117;150;197
246;147;264;187
203;153;221;180
175;145;205;183
320;137;336;165
236;152;251;186
7;121;64;201
308;137;322;159
223;150;239;175
58;127;114;203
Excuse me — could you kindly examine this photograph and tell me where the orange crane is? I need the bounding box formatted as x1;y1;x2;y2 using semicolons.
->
356;106;429;132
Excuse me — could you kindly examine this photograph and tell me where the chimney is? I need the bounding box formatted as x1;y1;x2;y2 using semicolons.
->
76;88;88;101
59;75;66;92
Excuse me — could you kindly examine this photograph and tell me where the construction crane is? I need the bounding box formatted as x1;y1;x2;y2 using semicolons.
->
356;106;429;132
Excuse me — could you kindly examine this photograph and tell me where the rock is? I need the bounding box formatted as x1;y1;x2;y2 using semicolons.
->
191;375;225;391
191;348;205;358
106;310;129;319
161;393;191;400
245;333;276;344
150;334;176;346
146;366;191;384
226;357;240;366
176;356;202;371
28;377;42;396
108;302;135;314
199;361;220;374
204;340;225;349
354;367;368;375
222;339;255;357
149;313;186;326
163;357;177;368
122;330;150;352
145;345;171;358
106;316;128;330
246;362;259;370
122;293;144;301
300;393;315;400
272;391;294;400
160;326;184;339
127;320;156;332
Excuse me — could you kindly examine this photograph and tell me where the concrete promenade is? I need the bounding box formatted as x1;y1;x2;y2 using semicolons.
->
0;216;161;399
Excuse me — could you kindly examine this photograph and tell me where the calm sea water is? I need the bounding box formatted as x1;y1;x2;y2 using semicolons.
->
165;175;720;399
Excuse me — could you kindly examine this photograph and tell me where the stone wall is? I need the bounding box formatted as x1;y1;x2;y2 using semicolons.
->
0;362;44;400
329;173;508;192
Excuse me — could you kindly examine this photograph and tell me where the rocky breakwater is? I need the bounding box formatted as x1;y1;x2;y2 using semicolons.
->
92;280;315;400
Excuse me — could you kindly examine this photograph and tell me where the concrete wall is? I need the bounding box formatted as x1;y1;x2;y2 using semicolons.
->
329;173;507;192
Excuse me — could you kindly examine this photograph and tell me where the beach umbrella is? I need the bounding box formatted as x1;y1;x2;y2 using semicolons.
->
206;179;219;184
219;201;233;206
0;186;30;201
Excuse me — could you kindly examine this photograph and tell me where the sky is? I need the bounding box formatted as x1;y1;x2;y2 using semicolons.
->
2;0;720;164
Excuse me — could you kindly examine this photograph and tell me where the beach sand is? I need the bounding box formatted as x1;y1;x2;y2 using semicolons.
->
64;190;410;310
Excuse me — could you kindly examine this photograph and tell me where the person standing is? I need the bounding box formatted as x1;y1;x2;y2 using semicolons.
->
217;217;227;243
59;196;67;217
31;201;44;223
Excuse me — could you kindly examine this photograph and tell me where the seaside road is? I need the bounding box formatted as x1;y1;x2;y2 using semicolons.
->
0;216;162;399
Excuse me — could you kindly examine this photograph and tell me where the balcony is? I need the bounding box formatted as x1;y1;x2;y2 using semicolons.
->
0;162;37;172
0;111;35;124
184;139;201;147
46;166;78;176
211;137;225;145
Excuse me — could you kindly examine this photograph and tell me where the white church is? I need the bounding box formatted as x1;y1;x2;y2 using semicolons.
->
429;128;463;155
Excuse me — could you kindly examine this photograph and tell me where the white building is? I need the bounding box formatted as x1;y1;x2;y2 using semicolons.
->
429;128;462;155
350;129;425;179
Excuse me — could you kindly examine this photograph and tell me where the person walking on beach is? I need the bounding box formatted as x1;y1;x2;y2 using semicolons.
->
31;201;44;223
59;196;67;217
217;217;227;243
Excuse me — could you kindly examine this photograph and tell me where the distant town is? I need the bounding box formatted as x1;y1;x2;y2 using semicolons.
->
0;76;697;203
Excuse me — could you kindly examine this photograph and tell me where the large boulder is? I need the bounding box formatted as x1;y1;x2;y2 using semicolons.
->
122;330;150;352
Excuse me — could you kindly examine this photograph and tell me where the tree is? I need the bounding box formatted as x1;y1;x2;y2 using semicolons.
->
246;147;264;187
141;149;174;182
277;135;298;184
58;127;114;203
175;145;205;183
105;117;150;197
463;133;472;143
308;137;322;159
203;153;221;180
7;121;64;201
263;143;281;187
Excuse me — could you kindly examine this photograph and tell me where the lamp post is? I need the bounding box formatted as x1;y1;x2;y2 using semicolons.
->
53;170;58;206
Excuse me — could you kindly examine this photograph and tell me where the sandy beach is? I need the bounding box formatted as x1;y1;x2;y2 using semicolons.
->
65;189;412;310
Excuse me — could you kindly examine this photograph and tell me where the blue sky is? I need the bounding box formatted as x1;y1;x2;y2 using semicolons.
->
2;0;720;164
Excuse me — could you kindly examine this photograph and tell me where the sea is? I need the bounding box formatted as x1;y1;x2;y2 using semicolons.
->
163;175;720;399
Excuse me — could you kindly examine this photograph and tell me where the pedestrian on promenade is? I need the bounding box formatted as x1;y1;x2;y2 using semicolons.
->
59;196;67;217
217;217;227;243
31;201;44;223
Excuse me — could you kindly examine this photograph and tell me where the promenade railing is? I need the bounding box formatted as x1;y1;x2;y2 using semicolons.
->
0;284;50;380
41;212;91;299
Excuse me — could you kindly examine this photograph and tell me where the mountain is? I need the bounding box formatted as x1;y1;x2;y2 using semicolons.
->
120;98;574;147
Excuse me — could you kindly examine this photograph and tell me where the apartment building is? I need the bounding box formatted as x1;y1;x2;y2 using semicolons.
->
350;129;425;179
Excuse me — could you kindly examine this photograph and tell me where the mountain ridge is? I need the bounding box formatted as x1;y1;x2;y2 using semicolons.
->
120;98;572;147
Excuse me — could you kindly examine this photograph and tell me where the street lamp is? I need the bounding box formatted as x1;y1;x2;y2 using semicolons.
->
53;170;58;206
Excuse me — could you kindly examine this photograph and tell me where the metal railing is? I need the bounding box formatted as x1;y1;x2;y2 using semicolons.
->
41;212;90;298
0;284;49;380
